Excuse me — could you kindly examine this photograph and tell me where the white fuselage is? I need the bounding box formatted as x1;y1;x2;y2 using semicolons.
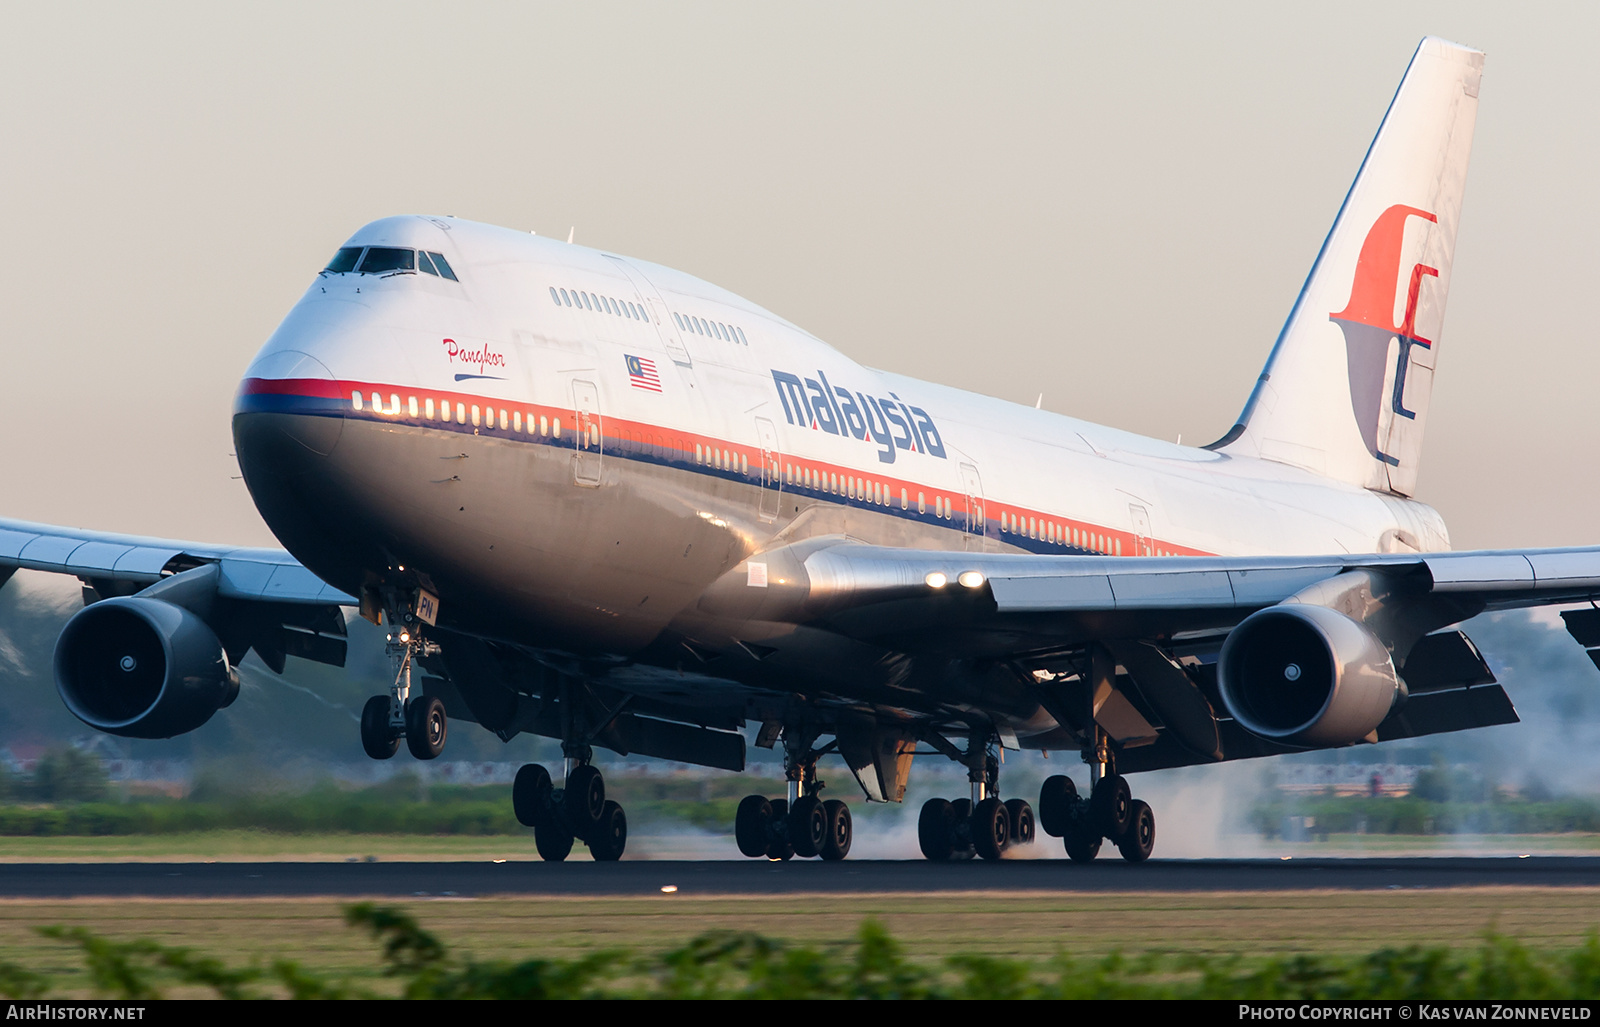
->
231;214;1456;699
244;216;1446;577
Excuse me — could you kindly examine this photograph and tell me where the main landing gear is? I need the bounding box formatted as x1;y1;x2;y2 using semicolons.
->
360;620;447;762
512;758;628;861
1037;769;1155;864
917;738;1036;861
734;728;852;861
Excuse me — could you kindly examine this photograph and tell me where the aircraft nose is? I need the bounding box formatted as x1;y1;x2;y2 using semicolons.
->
233;349;344;456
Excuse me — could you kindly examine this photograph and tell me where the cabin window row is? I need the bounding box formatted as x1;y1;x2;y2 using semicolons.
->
550;286;650;324
350;391;562;439
674;312;748;346
696;444;750;476
999;511;1120;555
782;463;924;511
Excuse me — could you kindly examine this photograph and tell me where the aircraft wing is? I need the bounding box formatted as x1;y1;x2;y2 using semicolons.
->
707;539;1600;773
0;517;354;605
0;517;353;673
729;540;1600;652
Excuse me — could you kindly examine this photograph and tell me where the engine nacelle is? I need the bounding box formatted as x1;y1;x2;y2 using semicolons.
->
53;597;239;739
1217;603;1402;747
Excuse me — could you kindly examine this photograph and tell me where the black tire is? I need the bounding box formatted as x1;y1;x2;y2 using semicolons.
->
820;799;852;861
973;796;1009;861
1064;813;1102;863
564;764;605;838
789;795;826;858
403;695;447;761
735;795;773;858
1090;773;1132;839
1116;799;1155;864
360;696;398;761
1004;798;1036;847
534;816;574;862
1038;775;1076;837
589;800;628;861
513;764;553;828
949;798;974;857
766;799;794;860
918;798;955;861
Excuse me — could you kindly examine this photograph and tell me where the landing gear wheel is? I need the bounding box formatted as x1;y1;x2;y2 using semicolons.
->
1004;798;1036;847
360;696;398;761
1090;773;1132;839
1064;811;1102;863
766;799;794;860
949;798;974;859
735;795;773;858
789;795;827;859
589;800;628;861
972;796;1010;861
564;764;605;838
1116;799;1155;863
820;799;852;861
1038;775;1076;837
403;695;447;760
918;798;955;862
534;816;575;862
513;764;553;828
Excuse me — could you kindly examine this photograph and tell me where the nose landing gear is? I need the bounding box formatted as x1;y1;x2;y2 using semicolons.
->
359;611;446;762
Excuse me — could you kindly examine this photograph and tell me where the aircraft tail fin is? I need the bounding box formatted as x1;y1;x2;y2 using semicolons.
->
1210;37;1482;497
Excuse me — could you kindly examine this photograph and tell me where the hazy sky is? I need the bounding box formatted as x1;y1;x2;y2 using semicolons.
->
1;2;1595;551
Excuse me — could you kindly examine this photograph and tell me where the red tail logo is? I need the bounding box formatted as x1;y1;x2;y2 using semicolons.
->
1330;204;1438;466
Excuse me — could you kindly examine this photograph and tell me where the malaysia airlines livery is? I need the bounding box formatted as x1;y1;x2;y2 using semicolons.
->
6;38;1600;864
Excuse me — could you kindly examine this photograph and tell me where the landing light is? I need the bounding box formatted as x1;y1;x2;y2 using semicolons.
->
958;571;985;589
925;572;948;589
399;631;411;643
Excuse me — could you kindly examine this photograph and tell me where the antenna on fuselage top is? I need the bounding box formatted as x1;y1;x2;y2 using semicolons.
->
1034;394;1043;409
567;227;575;244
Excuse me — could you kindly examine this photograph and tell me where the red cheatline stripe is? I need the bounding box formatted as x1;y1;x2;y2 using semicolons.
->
239;376;1213;558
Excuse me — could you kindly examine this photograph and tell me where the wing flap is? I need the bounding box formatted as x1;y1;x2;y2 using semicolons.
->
1108;570;1234;608
989;574;1113;611
1376;684;1519;740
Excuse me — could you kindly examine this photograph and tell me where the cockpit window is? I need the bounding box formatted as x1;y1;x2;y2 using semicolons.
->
321;246;458;281
357;247;415;274
324;247;363;273
427;251;458;281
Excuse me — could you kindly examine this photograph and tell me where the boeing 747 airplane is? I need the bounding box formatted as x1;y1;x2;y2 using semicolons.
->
5;37;1598;863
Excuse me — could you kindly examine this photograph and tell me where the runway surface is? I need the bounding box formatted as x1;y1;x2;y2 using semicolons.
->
0;857;1595;898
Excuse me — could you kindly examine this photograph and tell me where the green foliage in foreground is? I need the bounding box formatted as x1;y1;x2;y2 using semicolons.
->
5;906;1600;999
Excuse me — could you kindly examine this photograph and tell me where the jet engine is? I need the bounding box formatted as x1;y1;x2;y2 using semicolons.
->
53;597;239;739
1216;603;1402;746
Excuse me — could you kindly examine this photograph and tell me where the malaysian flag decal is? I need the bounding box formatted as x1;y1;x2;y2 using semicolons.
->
625;354;662;392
